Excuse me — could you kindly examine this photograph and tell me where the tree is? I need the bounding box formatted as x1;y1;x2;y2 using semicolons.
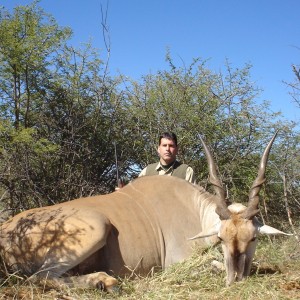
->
287;63;300;108
121;55;280;190
38;44;126;200
0;1;72;129
0;3;124;211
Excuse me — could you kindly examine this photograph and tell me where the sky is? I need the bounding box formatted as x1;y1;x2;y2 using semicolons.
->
3;0;300;123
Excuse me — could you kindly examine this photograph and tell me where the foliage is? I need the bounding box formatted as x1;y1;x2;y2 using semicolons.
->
120;55;295;207
0;122;59;211
285;60;300;108
0;1;72;129
0;3;126;210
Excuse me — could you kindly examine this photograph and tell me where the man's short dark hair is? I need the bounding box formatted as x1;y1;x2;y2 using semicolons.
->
159;132;178;146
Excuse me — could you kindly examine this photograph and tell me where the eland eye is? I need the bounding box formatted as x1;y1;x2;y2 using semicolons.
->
250;237;256;242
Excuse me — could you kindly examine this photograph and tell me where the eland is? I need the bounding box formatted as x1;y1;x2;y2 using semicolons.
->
0;133;290;291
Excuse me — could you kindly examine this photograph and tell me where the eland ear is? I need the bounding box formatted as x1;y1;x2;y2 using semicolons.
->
188;230;219;240
258;225;293;236
188;223;220;240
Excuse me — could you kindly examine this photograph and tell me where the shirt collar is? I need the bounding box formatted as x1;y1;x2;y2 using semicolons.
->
156;160;177;171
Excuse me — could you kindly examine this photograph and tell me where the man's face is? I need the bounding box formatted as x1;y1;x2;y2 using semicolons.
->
158;137;178;165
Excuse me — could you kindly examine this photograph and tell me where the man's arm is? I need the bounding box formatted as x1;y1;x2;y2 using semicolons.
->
185;166;196;184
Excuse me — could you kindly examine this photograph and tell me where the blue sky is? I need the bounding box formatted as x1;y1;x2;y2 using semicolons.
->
4;0;300;122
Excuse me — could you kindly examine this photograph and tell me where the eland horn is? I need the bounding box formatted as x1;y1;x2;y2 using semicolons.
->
242;131;278;219
199;135;231;220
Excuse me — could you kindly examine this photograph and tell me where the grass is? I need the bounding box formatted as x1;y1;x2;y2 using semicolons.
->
0;236;299;300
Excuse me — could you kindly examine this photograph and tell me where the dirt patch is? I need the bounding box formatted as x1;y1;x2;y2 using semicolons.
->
281;280;300;291
251;262;282;275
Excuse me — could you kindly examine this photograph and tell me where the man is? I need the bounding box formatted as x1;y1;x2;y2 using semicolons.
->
139;132;196;183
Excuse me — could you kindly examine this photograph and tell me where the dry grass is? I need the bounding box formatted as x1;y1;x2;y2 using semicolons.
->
0;236;299;300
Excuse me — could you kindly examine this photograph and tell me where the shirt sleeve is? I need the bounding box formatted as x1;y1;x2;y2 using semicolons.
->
185;166;196;184
139;167;147;177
